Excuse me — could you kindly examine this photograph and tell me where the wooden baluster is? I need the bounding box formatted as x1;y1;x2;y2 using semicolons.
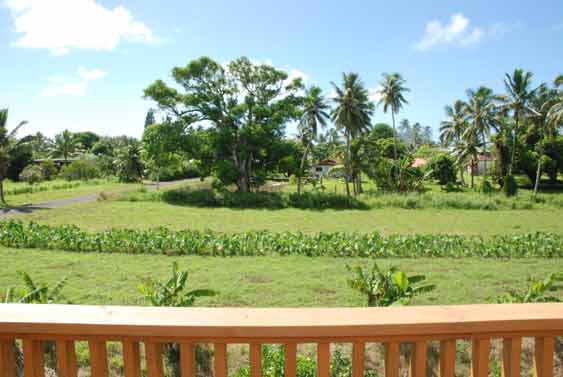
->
145;342;164;377
439;340;456;377
89;340;108;377
250;343;261;377
23;340;43;377
384;342;400;377
534;337;554;377
214;343;227;377
352;342;365;377
180;343;195;377
317;343;330;377
471;339;490;377
0;339;17;377
284;343;297;377
122;341;141;377
502;337;521;377
409;341;427;377
56;340;77;377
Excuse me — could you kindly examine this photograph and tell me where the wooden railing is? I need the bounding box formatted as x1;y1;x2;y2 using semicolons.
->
0;303;562;377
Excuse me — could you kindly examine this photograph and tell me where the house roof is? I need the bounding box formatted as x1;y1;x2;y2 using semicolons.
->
315;159;337;166
412;158;427;168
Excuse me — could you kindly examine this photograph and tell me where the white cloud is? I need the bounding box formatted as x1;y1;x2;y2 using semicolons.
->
41;66;107;97
369;86;383;103
3;0;156;55
415;13;484;51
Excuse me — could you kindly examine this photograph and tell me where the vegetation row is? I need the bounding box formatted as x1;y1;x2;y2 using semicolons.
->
1;220;562;258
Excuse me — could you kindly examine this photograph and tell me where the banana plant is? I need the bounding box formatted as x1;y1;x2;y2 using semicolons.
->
3;271;67;304
493;273;563;303
346;262;435;307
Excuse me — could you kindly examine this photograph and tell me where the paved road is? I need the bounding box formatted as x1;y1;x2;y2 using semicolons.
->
0;179;189;218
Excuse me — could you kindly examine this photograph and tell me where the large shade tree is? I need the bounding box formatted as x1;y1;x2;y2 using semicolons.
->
0;109;27;204
378;73;410;160
297;86;329;194
331;73;373;196
144;56;303;192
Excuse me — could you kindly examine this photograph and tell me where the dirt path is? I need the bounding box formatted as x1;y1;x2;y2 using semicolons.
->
0;179;188;218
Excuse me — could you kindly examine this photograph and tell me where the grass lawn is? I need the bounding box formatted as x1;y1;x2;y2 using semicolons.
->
1;247;560;306
2;179;141;207
13;199;563;235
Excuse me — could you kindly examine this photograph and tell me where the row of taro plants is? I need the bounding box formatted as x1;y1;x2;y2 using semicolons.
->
1;220;562;258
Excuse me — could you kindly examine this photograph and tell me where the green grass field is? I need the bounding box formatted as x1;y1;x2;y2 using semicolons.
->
2;179;141;206
1;247;559;307
14;199;563;235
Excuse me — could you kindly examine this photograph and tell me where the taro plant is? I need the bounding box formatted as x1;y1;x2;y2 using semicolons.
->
346;262;435;307
492;273;563;303
138;262;216;377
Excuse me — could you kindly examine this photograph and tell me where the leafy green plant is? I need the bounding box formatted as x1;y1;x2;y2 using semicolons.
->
138;262;215;307
1;220;563;259
346;262;435;306
139;262;216;377
492;273;563;303
4;271;67;304
503;174;518;197
60;159;101;181
18;164;44;185
427;154;457;185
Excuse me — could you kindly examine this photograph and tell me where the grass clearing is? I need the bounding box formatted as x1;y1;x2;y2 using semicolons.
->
1;247;560;306
14;199;563;235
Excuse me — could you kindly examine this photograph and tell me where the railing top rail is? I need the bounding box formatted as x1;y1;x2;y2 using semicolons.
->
1;304;562;340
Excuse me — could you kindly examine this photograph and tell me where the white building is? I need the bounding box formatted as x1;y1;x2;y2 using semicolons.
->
310;159;337;179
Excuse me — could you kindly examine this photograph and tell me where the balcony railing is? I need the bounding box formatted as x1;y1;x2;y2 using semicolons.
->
0;303;562;377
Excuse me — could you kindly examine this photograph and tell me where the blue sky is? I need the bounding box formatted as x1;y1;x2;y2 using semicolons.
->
1;0;561;139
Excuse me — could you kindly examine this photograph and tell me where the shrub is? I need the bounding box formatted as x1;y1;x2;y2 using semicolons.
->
1;220;562;258
503;174;518;197
40;160;58;180
18;165;44;185
480;179;495;194
60;160;101;181
427;154;457;185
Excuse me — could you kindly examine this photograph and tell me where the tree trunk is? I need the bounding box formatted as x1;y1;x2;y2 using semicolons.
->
344;132;351;197
298;145;310;195
534;151;543;197
459;166;466;186
508;114;519;175
0;178;5;204
391;110;398;160
470;160;475;188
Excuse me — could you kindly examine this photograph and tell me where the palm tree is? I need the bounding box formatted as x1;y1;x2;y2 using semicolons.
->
115;141;144;182
331;73;373;196
0;109;28;204
463;87;498;181
378;73;410;160
528;85;558;195
454;133;481;188
501;69;537;175
49;130;82;161
297;86;330;194
439;100;469;184
547;75;563;129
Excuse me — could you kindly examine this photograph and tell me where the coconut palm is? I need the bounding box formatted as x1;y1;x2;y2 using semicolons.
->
530;85;560;195
378;73;410;160
547;75;563;129
49;130;82;161
331;73;373;195
501;69;537;175
439;100;469;184
114;140;144;182
454;132;481;188
463;87;498;181
0;108;28;204
297;86;330;194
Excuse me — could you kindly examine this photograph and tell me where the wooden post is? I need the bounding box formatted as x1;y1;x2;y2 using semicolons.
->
56;340;78;377
317;343;330;377
0;340;16;377
23;340;43;377
502;337;521;377
284;343;297;377
352;342;365;377
250;343;261;377
410;341;427;377
214;343;227;377
534;337;554;377
440;340;456;377
384;342;400;377
122;341;141;377
471;339;490;377
180;343;195;377
89;341;108;377
145;342;164;377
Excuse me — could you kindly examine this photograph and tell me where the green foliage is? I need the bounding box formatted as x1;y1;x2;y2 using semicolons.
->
365;154;425;192
40;160;58;180
73;131;100;151
2;220;562;258
139;262;215;307
427;154;457;185
144;56;304;192
503;174;518;196
346;262;434;306
156;188;368;210
492;273;563;303
479;179;495;194
3;271;67;304
49;130;82;161
18;164;44;185
60;159;101;181
115;140;144;182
